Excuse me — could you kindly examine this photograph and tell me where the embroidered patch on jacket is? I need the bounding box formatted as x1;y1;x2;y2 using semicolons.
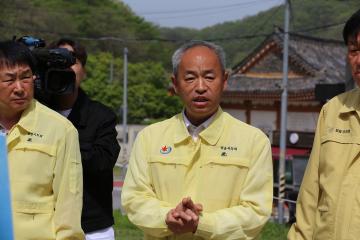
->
335;128;350;134
160;145;172;154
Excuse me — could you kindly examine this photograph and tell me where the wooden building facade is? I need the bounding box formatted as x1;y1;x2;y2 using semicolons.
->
222;29;347;142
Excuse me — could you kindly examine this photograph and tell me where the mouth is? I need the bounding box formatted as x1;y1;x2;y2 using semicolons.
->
11;98;27;104
192;97;209;107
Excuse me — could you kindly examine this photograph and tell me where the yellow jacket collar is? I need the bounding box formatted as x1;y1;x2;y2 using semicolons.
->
199;108;224;145
174;113;192;144
16;99;37;133
339;88;360;115
173;108;224;145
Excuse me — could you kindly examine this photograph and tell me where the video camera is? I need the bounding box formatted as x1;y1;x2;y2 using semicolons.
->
17;36;76;105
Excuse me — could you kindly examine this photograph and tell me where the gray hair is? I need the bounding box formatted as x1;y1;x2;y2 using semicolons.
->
171;40;226;76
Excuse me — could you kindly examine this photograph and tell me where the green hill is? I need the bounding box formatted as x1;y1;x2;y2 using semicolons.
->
160;0;358;66
1;0;357;68
0;0;357;122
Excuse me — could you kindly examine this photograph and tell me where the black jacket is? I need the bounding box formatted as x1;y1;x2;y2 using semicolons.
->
68;88;120;233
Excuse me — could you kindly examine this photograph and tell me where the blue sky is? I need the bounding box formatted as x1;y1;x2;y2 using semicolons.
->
121;0;283;29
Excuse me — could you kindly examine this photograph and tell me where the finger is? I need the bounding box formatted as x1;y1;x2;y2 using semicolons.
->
182;197;194;207
183;197;195;211
177;210;193;222
194;203;203;212
166;209;182;225
185;208;198;221
175;201;186;212
167;216;184;227
172;210;180;218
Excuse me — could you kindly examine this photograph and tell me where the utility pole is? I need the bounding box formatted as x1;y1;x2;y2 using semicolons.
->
122;48;128;149
278;0;290;224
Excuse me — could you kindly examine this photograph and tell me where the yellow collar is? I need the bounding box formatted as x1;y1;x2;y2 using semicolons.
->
339;88;360;116
16;99;38;134
174;108;224;146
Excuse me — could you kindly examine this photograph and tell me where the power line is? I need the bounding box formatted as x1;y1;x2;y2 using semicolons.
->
250;0;283;35
148;6;267;21
136;0;278;15
292;21;344;33
0;20;345;44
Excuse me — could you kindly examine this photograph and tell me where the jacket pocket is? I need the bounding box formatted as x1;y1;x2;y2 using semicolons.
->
70;159;82;194
339;174;360;240
12;142;56;182
198;157;250;210
13;201;54;214
317;135;360;239
13;201;55;240
14;142;56;156
149;156;191;166
312;191;333;239
148;156;191;202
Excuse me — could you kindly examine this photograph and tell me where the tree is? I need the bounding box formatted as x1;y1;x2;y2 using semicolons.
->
82;52;182;124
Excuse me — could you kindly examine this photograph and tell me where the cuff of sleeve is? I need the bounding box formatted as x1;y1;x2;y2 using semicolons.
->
159;206;173;236
194;212;215;239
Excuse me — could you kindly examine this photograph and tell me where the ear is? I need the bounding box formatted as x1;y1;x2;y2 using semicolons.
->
171;74;178;94
222;71;229;90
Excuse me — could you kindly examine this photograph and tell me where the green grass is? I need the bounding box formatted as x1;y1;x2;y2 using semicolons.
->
113;165;121;179
114;212;289;240
114;211;143;239
259;221;290;240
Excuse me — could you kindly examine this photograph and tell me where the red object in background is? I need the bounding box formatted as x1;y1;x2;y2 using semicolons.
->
114;181;123;188
271;147;310;160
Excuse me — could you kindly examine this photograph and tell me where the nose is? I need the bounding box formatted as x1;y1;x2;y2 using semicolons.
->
195;78;207;94
13;80;25;95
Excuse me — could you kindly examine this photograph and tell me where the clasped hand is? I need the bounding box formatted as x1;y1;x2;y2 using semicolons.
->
165;197;203;235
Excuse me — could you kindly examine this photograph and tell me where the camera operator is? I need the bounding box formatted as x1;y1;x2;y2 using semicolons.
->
0;41;84;239
48;38;120;240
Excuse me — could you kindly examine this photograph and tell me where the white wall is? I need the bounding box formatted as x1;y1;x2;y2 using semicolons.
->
251;110;277;135
287;112;319;132
223;109;246;122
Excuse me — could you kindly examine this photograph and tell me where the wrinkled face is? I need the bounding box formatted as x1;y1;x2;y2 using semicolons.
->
0;64;35;117
58;44;85;89
347;32;360;86
172;46;228;125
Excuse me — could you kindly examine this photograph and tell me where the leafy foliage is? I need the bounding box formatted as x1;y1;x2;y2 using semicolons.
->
0;0;357;123
82;52;182;124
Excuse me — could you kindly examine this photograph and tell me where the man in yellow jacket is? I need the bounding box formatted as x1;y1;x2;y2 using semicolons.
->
121;40;273;239
0;41;84;239
288;9;360;240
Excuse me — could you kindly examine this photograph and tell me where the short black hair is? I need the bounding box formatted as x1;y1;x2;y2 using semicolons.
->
0;40;37;73
343;9;360;45
48;38;87;66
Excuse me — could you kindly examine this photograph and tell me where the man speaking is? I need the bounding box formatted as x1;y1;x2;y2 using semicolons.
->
122;41;273;240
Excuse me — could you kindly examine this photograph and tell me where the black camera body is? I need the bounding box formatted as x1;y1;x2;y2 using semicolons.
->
18;36;76;106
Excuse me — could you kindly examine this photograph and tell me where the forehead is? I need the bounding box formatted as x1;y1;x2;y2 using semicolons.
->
0;64;32;74
180;46;220;67
59;43;74;52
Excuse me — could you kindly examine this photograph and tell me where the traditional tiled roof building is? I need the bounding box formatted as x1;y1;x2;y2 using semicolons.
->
222;29;347;137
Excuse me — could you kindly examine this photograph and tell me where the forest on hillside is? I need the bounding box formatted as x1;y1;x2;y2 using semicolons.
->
0;0;357;123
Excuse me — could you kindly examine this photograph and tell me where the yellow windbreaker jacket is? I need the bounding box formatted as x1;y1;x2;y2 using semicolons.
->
122;108;273;240
8;100;84;240
288;88;360;240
